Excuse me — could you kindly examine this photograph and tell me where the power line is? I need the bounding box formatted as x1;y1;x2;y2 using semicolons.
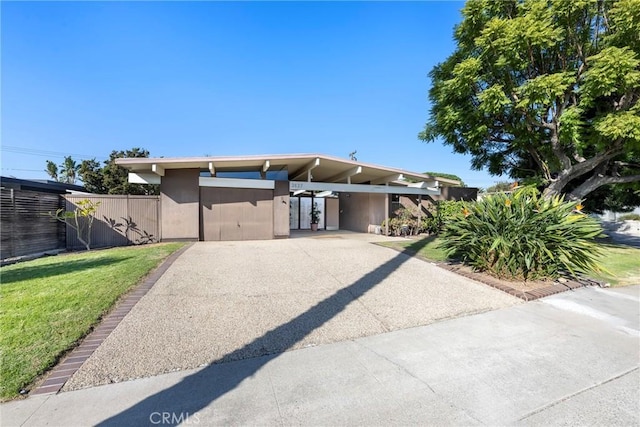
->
1;168;44;172
1;145;108;160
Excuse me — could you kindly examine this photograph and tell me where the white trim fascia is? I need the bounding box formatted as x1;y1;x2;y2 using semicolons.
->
199;177;275;190
289;181;440;196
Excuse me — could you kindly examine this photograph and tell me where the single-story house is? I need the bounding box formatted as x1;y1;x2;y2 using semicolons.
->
115;154;475;241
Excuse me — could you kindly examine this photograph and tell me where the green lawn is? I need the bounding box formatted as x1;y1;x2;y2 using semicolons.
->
0;243;185;400
589;244;640;286
378;235;449;262
379;236;639;286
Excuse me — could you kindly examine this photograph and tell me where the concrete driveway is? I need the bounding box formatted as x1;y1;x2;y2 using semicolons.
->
63;234;518;390
3;284;638;426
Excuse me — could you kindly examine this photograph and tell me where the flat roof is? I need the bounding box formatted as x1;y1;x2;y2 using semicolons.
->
0;176;87;194
115;153;461;186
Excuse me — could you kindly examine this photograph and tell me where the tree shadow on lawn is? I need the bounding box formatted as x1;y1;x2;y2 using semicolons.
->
0;256;132;285
97;239;430;426
596;235;640;250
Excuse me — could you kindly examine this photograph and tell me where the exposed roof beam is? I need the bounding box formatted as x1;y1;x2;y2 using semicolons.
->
262;160;271;173
290;158;320;181
326;166;362;184
151;164;165;176
128;173;161;185
208;162;216;176
371;173;403;185
314;190;334;198
408;180;439;189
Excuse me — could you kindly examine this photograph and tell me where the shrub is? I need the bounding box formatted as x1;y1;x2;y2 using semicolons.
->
382;208;419;236
618;213;640;221
381;201;467;236
440;187;603;280
424;200;466;234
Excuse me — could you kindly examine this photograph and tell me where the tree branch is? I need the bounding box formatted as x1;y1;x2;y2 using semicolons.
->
569;174;640;200
527;147;551;181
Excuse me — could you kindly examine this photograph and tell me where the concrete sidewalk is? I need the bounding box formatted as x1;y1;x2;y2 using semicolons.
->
2;285;638;426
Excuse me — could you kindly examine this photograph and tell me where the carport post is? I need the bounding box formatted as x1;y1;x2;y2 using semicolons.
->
385;184;389;236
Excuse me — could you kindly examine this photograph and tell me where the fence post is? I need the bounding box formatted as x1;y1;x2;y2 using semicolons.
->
10;188;16;258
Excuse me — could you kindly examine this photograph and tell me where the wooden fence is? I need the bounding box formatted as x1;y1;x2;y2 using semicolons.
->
64;195;160;250
0;188;65;259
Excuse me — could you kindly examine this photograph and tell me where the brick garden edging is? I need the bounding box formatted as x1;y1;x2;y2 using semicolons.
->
380;242;604;302
30;243;194;396
437;262;603;301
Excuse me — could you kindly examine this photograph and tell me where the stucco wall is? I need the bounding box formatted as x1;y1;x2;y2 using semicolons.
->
160;168;200;240
339;193;387;233
273;181;290;238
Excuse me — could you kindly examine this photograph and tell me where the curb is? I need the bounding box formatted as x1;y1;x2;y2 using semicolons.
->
29;243;194;396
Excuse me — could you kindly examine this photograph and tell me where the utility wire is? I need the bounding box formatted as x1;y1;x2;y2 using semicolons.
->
1;145;108;160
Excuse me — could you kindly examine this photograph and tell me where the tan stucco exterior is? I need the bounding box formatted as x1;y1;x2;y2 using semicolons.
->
160;169;200;240
338;192;387;233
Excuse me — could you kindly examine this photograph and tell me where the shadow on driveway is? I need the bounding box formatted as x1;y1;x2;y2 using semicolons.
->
97;239;429;426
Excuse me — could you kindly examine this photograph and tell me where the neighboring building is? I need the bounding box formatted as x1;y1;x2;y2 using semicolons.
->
115;153;473;241
0;177;87;260
0;176;87;194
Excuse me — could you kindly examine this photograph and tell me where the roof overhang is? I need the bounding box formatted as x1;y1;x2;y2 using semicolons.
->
116;153;461;187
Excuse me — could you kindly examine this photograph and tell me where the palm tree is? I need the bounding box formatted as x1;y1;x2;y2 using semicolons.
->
45;160;59;181
59;156;80;184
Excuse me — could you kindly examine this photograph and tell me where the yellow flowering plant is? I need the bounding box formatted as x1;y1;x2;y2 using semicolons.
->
441;186;603;280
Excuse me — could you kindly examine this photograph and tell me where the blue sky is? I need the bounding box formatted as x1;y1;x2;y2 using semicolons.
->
1;1;503;188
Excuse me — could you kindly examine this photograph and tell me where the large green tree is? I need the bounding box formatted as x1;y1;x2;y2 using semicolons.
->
79;148;159;195
420;0;640;203
47;148;158;194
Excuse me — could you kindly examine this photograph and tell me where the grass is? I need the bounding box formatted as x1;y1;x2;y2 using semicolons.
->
0;242;185;400
378;235;449;262
589;243;640;286
380;236;639;286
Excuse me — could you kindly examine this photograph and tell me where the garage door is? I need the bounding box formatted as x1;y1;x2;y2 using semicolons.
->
200;187;274;241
